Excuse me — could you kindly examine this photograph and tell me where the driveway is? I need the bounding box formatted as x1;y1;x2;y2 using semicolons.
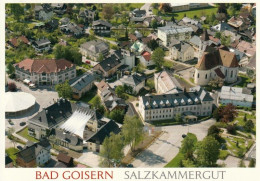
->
75;150;101;168
140;3;152;17
132;119;216;167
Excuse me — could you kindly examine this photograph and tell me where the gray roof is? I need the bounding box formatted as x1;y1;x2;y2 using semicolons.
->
96;54;121;72
92;20;112;28
121;74;146;86
142;86;213;110
211;22;235;32
189;35;201;47
34;38;51;46
69;73;95;91
247;53;256;69
55;128;82;146
158;25;193;35
29;99;77;129
172;41;192;53
220;86;253;102
81;40;109;54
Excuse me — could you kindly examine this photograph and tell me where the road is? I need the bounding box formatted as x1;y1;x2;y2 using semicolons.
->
132;119;216;168
140;3;153;17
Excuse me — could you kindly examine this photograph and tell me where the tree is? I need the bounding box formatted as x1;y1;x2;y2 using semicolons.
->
159;3;172;13
102;4;114;21
55;80;72;99
8;82;17;92
151;47;165;69
6;63;15;75
243;114;247;122
180;133;197;160
146;79;155;91
7;127;16;148
92;96;101;109
227;6;236;17
227;124;236;134
244;120;254;132
196;136;220;167
219;104;238;123
115;85;125;98
151;19;158;29
133;63;145;73
10;4;24;21
217;3;227;14
147;39;159;51
109;109;125;124
54;45;82;65
238;160;246;167
215;32;221;39
207;125;221;141
212;109;221;121
122;115;144;151
182;159;196;167
99;132;124;167
97;53;104;62
174;113;182;122
249;159;255;167
221;34;231;46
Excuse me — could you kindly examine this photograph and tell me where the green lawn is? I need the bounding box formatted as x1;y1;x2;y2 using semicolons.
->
150;119;183;127
17;127;38;143
6;147;19;164
165;152;184;167
80;88;98;105
154;7;218;21
219;150;229;160
130;3;145;9
235;74;252;88
163;60;174;69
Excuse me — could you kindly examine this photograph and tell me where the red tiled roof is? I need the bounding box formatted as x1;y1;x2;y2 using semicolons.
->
15;59;74;73
129;34;137;41
141;51;151;62
57;153;73;164
10;38;18;47
19;35;29;44
209;36;220;43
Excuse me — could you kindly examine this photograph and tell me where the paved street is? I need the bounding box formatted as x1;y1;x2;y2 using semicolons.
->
132;119;216;167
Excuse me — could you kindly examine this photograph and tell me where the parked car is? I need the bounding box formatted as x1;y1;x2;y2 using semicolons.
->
17;145;23;150
182;134;187;138
8;119;14;125
19;122;26;126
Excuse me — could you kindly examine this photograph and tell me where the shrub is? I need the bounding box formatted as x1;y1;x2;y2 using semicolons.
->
8;82;17;92
136;103;139;107
227;124;236;135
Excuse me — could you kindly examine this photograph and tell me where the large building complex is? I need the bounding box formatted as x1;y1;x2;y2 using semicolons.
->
139;86;213;122
14;59;76;85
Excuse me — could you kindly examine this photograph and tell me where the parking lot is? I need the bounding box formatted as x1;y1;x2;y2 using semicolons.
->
132;119;216;168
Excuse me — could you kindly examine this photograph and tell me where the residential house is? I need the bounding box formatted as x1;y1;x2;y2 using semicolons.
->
211;22;235;32
178;17;203;34
78;9;96;24
154;70;183;94
92;20;112;36
69;73;95;99
60;17;70;25
8;35;30;48
96;80;112;100
51;3;67;15
86;119;120;153
139;86;213;122
14;58;76;85
45;19;59;31
245;53;256;78
223;30;241;44
158;25;193;46
228;16;250;31
16;139;51;167
143;16;164;27
130;41;145;54
236;41;256;57
113;49;135;69
219;86;253;108
194;46;239;86
131;9;146;17
57;153;74;167
80;40;109;61
60;22;83;37
140;51;153;67
35;4;53;21
119;73;146;94
170;3;190;12
93;54;122;77
32;38;51;52
103;97;127;112
169;41;194;62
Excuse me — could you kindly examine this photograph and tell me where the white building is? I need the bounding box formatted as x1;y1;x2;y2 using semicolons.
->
158;25;193;46
139;51;154;67
194;46;239;86
154;71;183;94
15;59;76;85
169;41;194;61
139;86;213;122
219;86;253;108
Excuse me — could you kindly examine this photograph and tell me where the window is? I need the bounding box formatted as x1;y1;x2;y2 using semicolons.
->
197;73;199;78
205;74;207;79
225;69;227;76
231;70;233;78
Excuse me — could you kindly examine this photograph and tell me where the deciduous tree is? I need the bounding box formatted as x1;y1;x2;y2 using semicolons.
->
180;133;197;160
55;80;72;99
151;47;165;69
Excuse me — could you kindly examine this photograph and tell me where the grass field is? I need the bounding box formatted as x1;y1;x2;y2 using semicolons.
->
80;88;98;105
153;7;218;21
164;152;184;167
17;127;38;143
6;147;19;164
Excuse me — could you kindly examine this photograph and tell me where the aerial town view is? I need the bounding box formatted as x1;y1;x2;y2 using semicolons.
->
5;3;256;168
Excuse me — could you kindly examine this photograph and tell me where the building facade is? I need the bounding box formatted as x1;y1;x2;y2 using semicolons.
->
158;25;193;46
15;59;76;85
139;86;213;122
169;41;194;61
80;40;109;61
